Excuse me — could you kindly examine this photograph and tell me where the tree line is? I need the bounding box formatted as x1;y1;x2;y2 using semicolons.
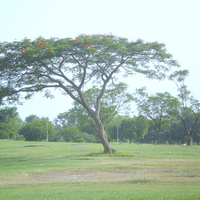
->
1;97;200;145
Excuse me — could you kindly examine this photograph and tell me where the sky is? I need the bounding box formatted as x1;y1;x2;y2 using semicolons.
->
1;0;200;121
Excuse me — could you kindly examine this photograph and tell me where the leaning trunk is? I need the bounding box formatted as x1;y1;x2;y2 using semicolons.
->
94;116;116;153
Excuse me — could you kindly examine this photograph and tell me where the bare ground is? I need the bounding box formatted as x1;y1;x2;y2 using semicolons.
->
2;167;199;185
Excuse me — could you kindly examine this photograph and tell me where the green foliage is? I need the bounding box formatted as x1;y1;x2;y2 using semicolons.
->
57;126;80;142
0;34;178;103
0;107;22;139
25;114;39;123
169;70;200;145
13;134;25;141
75;132;97;143
120;116;149;143
0;123;10;139
76;138;85;143
19;118;56;141
134;88;179;144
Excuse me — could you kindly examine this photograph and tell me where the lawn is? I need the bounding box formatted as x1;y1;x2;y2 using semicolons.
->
0;140;200;199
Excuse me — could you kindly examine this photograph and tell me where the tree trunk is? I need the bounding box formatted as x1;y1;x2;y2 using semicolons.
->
157;131;160;144
94;115;116;153
186;134;193;145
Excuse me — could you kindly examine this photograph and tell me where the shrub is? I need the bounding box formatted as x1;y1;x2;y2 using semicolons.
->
13;134;25;141
77;138;85;143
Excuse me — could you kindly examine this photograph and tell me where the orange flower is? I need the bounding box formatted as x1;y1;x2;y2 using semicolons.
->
74;38;80;42
65;45;68;46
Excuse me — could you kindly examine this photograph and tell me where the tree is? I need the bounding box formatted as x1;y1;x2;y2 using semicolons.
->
57;125;80;142
169;70;200;145
120;116;149;144
25;114;39;123
0;107;23;139
0;34;179;153
134;88;178;144
19;118;56;141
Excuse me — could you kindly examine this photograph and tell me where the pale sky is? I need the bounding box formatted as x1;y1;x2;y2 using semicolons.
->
1;0;200;121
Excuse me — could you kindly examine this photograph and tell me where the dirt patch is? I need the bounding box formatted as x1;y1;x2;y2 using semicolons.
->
1;168;199;185
33;168;161;183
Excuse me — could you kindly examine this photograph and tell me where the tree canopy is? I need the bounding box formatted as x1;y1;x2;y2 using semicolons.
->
0;34;179;152
169;70;200;145
134;88;178;144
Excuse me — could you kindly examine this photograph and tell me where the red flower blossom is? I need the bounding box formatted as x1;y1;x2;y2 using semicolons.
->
28;55;31;57
35;72;37;74
74;38;80;42
29;76;32;79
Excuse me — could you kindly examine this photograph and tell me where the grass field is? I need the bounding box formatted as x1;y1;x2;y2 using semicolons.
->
0;140;200;200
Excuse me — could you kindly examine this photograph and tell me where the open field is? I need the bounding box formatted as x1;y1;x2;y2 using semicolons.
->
0;140;200;200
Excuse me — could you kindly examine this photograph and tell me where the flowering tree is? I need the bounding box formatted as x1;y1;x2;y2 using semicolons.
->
0;34;179;153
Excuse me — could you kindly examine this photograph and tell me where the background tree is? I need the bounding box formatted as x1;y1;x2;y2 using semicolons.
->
57;125;80;142
169;70;200;145
134;88;178;144
0;107;23;139
25;114;40;123
19;118;56;141
120;116;149;144
0;34;179;153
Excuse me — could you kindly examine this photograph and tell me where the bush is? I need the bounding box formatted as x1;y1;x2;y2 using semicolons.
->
76;138;85;143
13;134;25;141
